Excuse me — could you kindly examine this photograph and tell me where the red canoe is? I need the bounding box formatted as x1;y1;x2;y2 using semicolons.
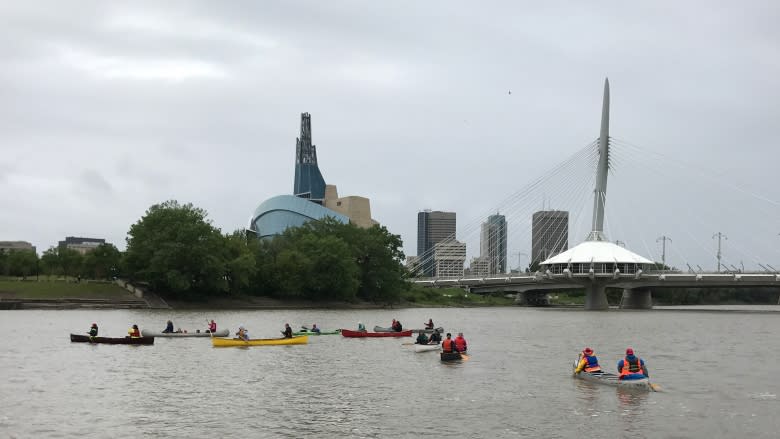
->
340;329;412;338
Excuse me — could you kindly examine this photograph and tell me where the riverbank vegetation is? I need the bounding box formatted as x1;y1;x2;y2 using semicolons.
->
0;279;131;299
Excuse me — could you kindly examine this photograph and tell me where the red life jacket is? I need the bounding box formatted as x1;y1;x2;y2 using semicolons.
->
454;337;467;352
209;322;217;332
442;338;455;352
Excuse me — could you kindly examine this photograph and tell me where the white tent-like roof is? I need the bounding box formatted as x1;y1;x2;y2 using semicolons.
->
541;240;654;265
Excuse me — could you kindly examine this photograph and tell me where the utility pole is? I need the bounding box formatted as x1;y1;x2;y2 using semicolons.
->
712;232;727;273
656;235;672;272
517;252;528;271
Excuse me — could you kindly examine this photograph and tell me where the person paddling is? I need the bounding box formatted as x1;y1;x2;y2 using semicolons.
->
208;320;217;333
162;320;174;333
617;348;649;380
236;326;249;341
441;333;456;353
574;347;602;375
415;332;429;345
428;329;442;344
281;323;293;338
311;324;320;334
424;319;434;330
127;324;141;338
88;323;98;339
391;319;403;332
454;332;468;353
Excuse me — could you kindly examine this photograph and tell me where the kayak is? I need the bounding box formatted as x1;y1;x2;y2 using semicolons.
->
212;336;308;347
292;329;341;336
374;326;443;334
440;351;462;362
70;334;154;345
572;361;651;390
414;343;440;353
141;329;229;337
341;329;413;338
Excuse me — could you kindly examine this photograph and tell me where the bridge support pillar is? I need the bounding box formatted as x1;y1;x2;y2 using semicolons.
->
585;282;609;310
515;291;550;306
620;288;653;310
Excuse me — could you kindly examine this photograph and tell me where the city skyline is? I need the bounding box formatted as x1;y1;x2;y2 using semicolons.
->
1;2;780;271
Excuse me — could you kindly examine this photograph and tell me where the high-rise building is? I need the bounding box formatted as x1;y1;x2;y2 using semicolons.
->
417;210;457;276
433;240;466;278
532;210;569;265
293;112;326;203
480;214;507;274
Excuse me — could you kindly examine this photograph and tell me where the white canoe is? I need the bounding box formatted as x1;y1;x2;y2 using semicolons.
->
375;326;444;334
573;364;651;390
141;329;229;337
413;343;440;353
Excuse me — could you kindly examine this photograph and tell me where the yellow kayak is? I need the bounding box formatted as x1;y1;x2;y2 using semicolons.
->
211;336;308;347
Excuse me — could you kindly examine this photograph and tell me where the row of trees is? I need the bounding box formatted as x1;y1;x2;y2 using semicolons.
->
122;200;409;302
0;243;122;280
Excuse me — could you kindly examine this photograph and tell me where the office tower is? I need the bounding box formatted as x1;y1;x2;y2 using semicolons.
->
532;210;569;264
417;210;457;276
480;214;507;274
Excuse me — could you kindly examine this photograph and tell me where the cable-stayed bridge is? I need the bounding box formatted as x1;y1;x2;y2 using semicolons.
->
411;79;780;310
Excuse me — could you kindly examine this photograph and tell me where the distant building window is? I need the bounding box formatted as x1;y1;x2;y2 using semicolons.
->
337;201;342;206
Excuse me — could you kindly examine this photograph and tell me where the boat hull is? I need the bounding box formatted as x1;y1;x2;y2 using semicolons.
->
414;343;440;352
374;326;443;334
440;351;462;361
341;329;412;338
292;329;341;336
70;334;154;345
573;363;651;390
141;329;229;337
211;336;308;347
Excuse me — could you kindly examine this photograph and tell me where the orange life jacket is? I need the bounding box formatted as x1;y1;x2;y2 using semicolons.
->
442;338;455;352
620;357;644;376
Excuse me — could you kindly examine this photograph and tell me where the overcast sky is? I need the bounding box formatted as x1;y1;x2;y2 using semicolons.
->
2;1;779;270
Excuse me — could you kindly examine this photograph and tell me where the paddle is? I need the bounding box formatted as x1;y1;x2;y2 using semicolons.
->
572;353;582;377
649;381;661;392
459;353;470;361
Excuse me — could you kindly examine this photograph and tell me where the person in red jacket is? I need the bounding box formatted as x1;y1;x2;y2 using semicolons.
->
127;324;141;338
454;332;467;352
442;333;456;353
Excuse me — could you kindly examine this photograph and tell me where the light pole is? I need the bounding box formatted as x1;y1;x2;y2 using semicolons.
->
517;252;528;272
712;232;728;273
656;235;672;272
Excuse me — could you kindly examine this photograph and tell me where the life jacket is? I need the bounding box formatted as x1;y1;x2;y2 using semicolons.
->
209;322;217;332
442;338;455;352
129;328;140;338
620;357;644;376
454;337;467;352
583;355;601;372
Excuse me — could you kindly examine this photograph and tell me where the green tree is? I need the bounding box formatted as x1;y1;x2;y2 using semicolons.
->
40;247;60;276
223;231;257;294
297;234;359;300
7;250;38;279
82;243;121;279
58;248;83;278
0;249;8;276
124;200;227;298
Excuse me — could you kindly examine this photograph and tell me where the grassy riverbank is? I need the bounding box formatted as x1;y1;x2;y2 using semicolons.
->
0;279;134;300
0;279;515;309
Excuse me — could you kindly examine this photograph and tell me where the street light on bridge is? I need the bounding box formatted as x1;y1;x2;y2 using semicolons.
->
656;235;672;272
712;232;728;273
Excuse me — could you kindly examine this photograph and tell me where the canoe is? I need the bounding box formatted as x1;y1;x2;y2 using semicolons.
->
70;334;154;345
414;343;440;352
292;329;341;336
141;329;229;337
572;362;651;390
211;336;308;347
440;351;462;361
374;326;443;334
341;329;413;338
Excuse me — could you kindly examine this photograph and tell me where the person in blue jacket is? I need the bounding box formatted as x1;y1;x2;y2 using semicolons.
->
162;320;174;333
617;348;650;380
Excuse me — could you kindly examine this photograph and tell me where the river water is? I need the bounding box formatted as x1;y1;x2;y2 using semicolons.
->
1;306;779;438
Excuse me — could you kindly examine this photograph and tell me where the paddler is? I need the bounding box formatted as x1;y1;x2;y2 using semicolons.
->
424;318;434;330
454;332;467;353
617;348;649;380
282;323;293;338
127;324;141;338
235;326;249;341
573;347;601;375
415;332;429;345
441;333;456;353
208;320;217;333
162;320;174;333
88;323;98;338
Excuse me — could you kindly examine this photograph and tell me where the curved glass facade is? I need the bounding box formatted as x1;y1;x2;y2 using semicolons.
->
250;195;349;239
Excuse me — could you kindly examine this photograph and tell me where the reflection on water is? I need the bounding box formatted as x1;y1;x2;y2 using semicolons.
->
1;307;780;438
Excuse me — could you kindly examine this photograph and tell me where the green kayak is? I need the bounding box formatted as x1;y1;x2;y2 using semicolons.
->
292;329;342;336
